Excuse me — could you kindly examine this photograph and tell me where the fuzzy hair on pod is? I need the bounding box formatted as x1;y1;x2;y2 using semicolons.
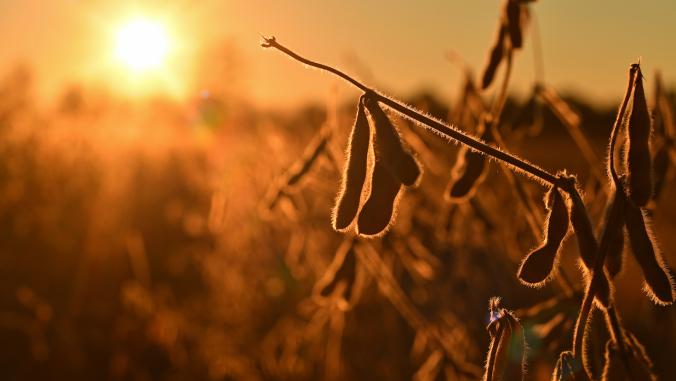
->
565;182;612;306
483;299;526;381
481;25;507;89
553;351;589;381
624;202;675;305
517;187;569;287
484;320;511;381
332;96;371;231
363;97;421;187
356;159;402;237
626;68;653;207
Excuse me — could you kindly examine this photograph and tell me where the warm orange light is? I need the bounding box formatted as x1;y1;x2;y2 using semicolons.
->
115;19;170;72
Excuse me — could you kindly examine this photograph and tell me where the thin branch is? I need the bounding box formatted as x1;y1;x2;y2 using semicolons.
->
489;48;575;297
605;306;629;361
356;242;482;379
261;36;560;186
538;86;605;184
488;49;514;131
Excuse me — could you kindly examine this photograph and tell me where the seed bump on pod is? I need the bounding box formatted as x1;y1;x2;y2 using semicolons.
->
363;97;421;187
626;67;653;206
566;187;597;269
333;96;371;231
598;188;628;280
624;203;675;305
517;187;569;287
560;175;613;307
593;189;627;309
356;160;402;237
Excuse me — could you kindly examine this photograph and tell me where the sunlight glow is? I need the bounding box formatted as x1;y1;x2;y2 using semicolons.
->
115;19;170;72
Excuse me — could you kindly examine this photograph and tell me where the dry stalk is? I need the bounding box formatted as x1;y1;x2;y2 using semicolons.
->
356;241;482;379
537;85;605;184
261;36;561;187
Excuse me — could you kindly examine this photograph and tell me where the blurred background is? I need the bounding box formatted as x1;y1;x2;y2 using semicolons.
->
0;1;675;380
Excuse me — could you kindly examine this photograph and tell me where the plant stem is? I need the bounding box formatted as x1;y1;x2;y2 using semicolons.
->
572;190;623;358
487;49;542;237
488;49;513;130
571;65;637;362
489;47;575;297
262;36;559;186
605;306;628;358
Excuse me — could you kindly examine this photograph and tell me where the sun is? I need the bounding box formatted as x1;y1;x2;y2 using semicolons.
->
115;19;170;72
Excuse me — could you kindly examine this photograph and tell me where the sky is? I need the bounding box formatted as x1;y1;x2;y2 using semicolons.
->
1;0;675;108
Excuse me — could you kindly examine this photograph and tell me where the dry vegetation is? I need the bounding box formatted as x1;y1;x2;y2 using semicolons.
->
1;1;676;380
